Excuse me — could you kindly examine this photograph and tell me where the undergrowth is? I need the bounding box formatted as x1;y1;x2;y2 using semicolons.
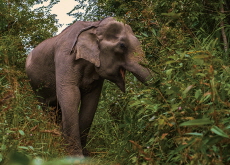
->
0;66;66;164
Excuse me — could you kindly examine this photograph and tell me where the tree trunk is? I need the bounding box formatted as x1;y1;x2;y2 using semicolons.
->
220;1;228;53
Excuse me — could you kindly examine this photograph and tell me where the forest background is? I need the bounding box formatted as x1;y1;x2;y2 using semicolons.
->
1;0;230;164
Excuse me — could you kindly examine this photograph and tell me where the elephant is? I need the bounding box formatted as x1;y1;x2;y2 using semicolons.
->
25;17;152;156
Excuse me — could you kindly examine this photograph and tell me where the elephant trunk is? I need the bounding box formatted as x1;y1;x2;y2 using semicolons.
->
125;62;152;85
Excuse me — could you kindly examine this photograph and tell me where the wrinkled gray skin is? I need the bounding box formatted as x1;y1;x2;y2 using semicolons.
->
26;17;152;156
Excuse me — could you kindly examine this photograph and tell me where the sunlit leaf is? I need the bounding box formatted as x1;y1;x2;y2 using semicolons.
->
19;130;25;136
195;73;206;77
193;55;209;59
180;118;213;126
159;119;165;125
18;146;29;150
185;132;203;136
28;146;34;151
166;69;173;76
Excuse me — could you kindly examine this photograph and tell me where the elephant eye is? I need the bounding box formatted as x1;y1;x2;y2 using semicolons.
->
120;43;126;49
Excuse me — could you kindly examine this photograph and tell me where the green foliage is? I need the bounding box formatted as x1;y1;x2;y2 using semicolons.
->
1;0;230;164
0;0;58;68
0;1;64;164
0;67;66;165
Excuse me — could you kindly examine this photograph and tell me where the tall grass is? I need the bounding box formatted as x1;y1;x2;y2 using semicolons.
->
0;66;66;164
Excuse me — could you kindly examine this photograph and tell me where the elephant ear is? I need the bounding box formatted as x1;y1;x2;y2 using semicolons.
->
75;27;100;67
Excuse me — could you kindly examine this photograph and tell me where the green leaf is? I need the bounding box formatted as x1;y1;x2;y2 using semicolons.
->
165;60;176;65
195;89;201;99
185;132;203;136
195;73;206;77
1;144;6;151
18;146;29;150
182;85;193;98
166;69;173;76
151;28;156;36
180;118;213;126
226;125;230;129
193;59;204;65
28;146;34;151
161;12;182;18
141;32;148;37
199;93;211;103
211;126;229;138
193;55;209;59
19;130;25;136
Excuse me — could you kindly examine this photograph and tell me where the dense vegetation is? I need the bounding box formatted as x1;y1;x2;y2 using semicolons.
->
1;0;230;164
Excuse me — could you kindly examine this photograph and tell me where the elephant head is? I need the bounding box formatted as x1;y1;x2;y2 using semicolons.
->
74;17;152;91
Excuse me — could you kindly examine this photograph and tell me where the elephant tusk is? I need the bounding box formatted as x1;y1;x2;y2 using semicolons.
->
120;68;126;81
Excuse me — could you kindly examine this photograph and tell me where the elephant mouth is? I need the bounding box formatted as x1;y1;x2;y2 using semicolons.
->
115;67;126;92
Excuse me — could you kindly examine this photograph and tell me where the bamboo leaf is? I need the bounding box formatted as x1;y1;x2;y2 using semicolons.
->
193;55;209;59
180;118;213;126
18;146;29;150
141;32;148;37
211;126;229;138
151;28;156;36
185;132;203;136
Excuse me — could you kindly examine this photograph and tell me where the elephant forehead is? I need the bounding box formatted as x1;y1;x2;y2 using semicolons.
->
96;21;125;37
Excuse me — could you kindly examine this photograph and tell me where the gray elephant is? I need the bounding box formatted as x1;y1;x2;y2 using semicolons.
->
25;17;152;156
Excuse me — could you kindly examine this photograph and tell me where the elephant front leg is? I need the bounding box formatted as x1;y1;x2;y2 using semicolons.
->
57;85;83;156
79;80;104;156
